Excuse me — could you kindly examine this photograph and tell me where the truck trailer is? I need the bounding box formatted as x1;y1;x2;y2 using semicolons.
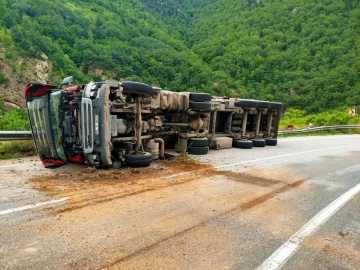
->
24;77;281;168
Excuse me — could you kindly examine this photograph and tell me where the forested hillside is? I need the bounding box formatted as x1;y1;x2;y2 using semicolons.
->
189;0;360;112
0;0;359;113
0;0;213;91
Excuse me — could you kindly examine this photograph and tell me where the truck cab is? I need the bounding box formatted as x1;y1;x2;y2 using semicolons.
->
24;77;212;168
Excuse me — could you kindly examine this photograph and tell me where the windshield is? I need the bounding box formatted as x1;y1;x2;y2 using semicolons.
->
49;91;66;160
26;92;66;160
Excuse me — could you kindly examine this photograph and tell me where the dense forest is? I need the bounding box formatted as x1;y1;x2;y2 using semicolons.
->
0;0;359;113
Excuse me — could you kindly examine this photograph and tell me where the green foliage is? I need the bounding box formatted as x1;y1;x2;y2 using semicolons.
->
280;108;360;129
0;108;30;131
189;0;360;112
0;0;215;90
0;0;359;112
0;100;33;159
0;71;8;85
0;99;4;115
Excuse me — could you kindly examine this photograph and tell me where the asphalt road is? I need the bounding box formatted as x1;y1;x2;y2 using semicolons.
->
0;135;359;269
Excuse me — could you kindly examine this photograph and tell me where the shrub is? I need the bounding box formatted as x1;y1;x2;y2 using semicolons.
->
0;72;8;85
0;108;30;130
280;109;360;129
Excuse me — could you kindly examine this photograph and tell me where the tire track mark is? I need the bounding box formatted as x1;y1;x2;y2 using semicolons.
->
104;179;305;268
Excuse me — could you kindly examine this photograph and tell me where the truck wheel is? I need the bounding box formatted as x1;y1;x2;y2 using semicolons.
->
105;80;120;88
188;137;209;147
269;102;282;110
121;81;154;96
189;93;212;102
187;146;209;155
232;140;253;149
99;84;113;167
189;101;211;111
125;152;153;167
252;139;266;147
235;99;258;108
256;101;270;109
265;138;277;146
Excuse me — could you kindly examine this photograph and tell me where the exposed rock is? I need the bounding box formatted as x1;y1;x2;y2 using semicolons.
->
4;101;21;110
34;60;52;84
0;51;52;108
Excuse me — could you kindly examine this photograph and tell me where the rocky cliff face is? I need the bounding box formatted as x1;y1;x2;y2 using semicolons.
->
0;52;52;108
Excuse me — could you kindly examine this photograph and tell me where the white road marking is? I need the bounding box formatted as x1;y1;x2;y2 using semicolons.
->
0;137;358;169
0;198;68;216
257;182;360;270
279;135;360;142
0;162;39;168
215;144;360;169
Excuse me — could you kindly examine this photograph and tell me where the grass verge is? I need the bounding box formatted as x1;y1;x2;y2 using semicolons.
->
0;141;36;159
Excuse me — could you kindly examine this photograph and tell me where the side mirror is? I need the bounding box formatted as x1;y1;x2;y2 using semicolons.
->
60;76;73;87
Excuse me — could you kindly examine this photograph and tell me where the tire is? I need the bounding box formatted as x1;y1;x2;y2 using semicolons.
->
252;139;266;147
265;138;277;146
189;101;211;111
125;152;153;167
235;99;258;108
189;93;212;102
257;101;270;109
187;146;209;155
188;138;209;147
269;102;282;110
98;84;113;167
105;80;120;88
232;140;253;149
121;81;154;96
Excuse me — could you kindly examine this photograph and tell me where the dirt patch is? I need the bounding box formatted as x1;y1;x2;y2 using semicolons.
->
23;158;310;269
32;155;206;185
305;238;360;268
102;176;306;269
31;156;215;214
30;157;305;217
239;180;304;210
216;170;282;187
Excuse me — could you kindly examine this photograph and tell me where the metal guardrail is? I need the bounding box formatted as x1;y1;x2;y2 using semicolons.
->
0;131;33;141
278;125;360;134
1;125;360;141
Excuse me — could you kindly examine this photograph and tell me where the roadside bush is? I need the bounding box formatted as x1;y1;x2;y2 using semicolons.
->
0;108;30;130
280;109;360;129
0;105;33;159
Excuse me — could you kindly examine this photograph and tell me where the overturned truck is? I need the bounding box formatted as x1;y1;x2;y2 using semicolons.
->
24;77;281;168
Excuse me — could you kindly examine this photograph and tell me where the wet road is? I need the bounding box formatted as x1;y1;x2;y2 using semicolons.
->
0;135;359;269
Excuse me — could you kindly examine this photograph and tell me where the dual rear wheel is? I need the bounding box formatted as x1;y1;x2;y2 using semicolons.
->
232;138;278;149
187;137;209;155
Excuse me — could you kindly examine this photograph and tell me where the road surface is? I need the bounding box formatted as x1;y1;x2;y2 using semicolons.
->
0;135;359;269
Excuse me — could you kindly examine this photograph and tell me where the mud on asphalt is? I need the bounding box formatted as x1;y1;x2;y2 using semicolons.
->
29;155;306;217
30;156;216;214
1;154;314;269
